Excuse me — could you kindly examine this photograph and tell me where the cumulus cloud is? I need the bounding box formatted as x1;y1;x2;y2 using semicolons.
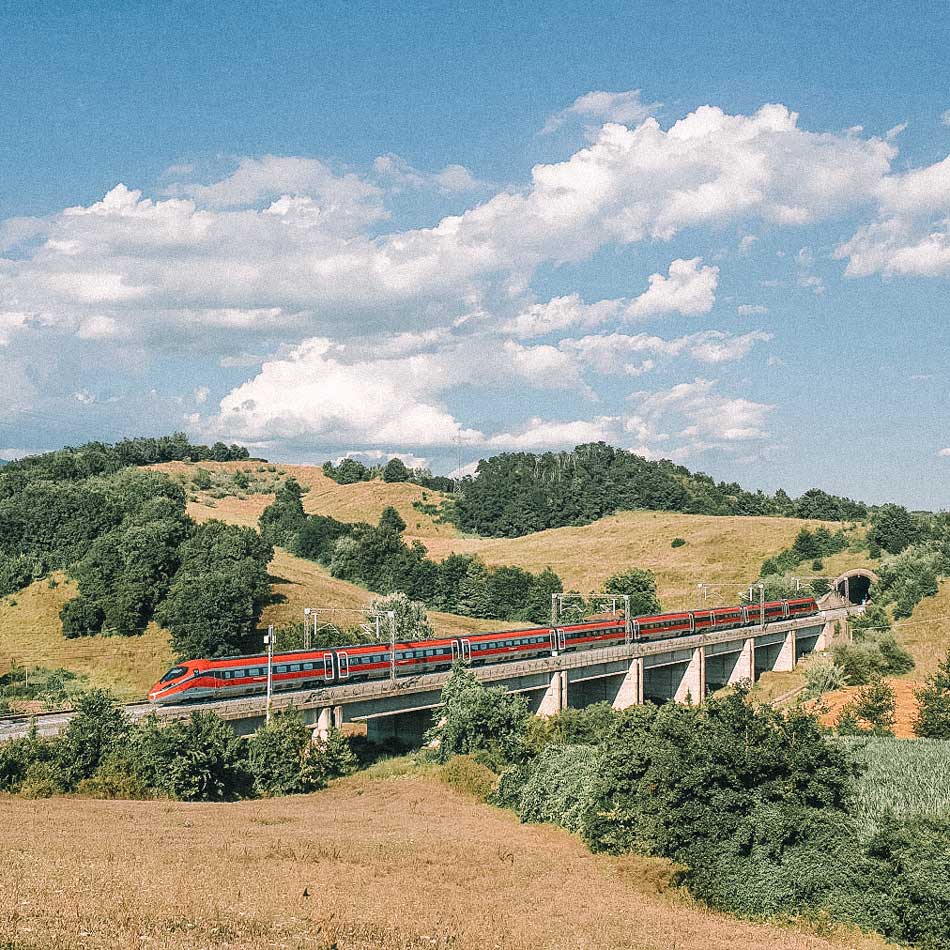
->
629;378;773;453
503;258;717;338
486;416;622;450
737;303;768;315
939;447;950;457
373;154;487;194
542;89;659;134
626;258;719;318
942;110;950;127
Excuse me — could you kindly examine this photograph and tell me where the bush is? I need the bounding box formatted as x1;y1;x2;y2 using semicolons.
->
803;654;845;699
160;711;252;801
916;651;950;739
311;728;358;781
247;708;326;796
495;744;601;834
671;537;686;548
836;679;897;736
55;689;130;788
425;663;530;769
440;755;497;800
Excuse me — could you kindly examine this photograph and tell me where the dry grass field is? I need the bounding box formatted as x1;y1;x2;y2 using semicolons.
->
422;510;850;609
894;577;950;679
0;573;173;700
811;679;923;738
0;767;886;950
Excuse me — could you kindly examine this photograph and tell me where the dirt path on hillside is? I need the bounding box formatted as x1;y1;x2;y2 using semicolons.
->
0;770;886;950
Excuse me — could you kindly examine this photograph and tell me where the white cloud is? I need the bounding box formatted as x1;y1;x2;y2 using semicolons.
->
629;378;774;453
373;154;487;194
737;303;768;315
163;155;385;221
542;89;659;134
942;110;950;127
503;258;717;339
486;416;622;449
939;447;950;457
626;258;719;318
194;386;210;405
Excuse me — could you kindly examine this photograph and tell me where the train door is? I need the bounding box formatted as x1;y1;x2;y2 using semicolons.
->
782;601;790;620
452;640;472;663
322;653;334;682
688;612;696;634
338;652;350;681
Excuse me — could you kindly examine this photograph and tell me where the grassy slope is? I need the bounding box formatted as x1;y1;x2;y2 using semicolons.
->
0;573;173;700
0;768;886;950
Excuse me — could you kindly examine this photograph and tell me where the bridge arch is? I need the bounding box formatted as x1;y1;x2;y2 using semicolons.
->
831;569;878;605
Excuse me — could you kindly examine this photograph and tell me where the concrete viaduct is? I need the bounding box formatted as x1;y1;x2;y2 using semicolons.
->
144;604;859;746
0;603;864;746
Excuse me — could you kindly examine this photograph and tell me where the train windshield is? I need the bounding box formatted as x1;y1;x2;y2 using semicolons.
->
159;665;188;683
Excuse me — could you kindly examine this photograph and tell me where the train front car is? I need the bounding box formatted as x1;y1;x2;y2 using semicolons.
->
148;661;207;704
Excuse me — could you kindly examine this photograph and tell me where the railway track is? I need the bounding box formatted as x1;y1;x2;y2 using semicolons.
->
0;702;153;741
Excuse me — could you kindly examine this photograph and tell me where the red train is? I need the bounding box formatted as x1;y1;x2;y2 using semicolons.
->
148;597;818;704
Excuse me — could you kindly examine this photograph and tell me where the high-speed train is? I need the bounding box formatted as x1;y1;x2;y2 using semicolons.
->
148;597;819;704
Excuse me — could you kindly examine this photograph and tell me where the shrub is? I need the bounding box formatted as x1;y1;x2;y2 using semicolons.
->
601;568;661;617
55;689;130;788
671;537;686;548
425;663;530;768
836;679;896;736
915;650;950;739
311;727;358;781
495;744;601;834
440;754;497;800
161;711;252;801
803;654;845;700
247;708;326;796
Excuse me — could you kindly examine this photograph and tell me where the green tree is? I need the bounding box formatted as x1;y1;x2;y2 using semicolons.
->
382;458;410;482
378;505;407;534
601;568;661;617
162;711;251;801
869;503;921;554
915;650;950;738
258;477;306;546
55;690;130;788
369;591;434;641
247;708;326;796
425;662;531;767
836;678;896;735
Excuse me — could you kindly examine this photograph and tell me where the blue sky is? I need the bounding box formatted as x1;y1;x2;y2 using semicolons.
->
2;1;949;507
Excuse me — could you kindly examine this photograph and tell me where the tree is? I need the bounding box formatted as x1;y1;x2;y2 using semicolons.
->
258;477;306;546
247;708;326;796
425;662;531;767
378;505;406;534
55;690;130;788
836;678;896;735
369;592;434;641
601;568;661;617
292;513;353;563
382;458;410;482
915;650;950;738
869;503;921;555
161;711;251;801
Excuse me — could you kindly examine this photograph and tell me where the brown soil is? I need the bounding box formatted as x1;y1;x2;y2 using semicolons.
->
811;679;923;738
0;769;886;950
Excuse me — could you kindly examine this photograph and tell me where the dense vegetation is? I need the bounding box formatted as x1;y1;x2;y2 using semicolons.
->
452;442;869;537
259;481;562;625
322;456;454;492
0;691;356;801
431;667;950;949
0;434;273;660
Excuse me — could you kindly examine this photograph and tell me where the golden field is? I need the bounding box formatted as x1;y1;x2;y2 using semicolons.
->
0;766;886;950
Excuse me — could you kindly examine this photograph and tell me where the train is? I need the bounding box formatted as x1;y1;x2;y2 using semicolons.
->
147;597;819;704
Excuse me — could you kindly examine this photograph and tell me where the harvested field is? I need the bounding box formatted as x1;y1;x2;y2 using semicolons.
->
812;679;923;738
0;768;886;950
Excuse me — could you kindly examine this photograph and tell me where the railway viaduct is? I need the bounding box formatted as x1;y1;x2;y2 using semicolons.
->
0;604;863;746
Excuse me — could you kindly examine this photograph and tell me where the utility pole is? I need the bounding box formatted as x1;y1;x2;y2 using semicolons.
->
303;607;312;650
264;624;275;724
551;593;558;626
758;583;765;629
388;610;397;684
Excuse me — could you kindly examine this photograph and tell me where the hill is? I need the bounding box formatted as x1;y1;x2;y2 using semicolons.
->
0;765;886;950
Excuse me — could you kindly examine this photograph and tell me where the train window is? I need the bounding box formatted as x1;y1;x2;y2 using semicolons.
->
249;667;260;676
159;666;188;683
289;664;300;672
276;665;286;674
303;663;313;671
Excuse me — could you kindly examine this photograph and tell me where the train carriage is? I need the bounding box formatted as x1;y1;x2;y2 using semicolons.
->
149;597;819;704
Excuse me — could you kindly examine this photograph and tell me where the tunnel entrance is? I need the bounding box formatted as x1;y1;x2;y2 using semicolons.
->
835;572;873;604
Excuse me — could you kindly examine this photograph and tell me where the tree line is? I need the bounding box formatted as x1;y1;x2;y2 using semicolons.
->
0;690;356;801
451;442;869;538
322;456;454;492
